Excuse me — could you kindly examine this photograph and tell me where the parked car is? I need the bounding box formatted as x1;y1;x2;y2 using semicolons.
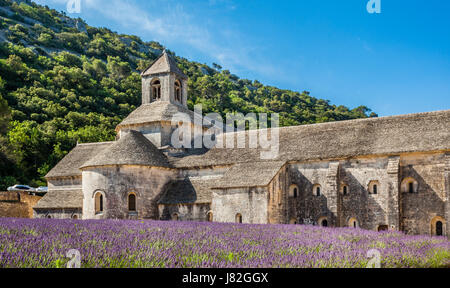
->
7;185;36;192
36;186;48;193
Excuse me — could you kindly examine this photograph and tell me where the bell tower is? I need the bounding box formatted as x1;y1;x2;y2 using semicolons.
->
141;50;188;107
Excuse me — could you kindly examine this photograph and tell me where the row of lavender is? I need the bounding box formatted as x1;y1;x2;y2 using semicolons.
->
0;218;448;268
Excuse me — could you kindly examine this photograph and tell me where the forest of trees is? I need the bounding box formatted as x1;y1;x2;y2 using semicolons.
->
0;0;377;189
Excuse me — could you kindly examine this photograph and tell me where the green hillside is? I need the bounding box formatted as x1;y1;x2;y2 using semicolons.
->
0;0;377;188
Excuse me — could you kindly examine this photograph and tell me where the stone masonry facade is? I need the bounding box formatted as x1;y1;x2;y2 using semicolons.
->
34;51;450;238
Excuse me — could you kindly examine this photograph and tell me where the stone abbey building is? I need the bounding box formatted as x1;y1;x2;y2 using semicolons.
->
34;51;450;238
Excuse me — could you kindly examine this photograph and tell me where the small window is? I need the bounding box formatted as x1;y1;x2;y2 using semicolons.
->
172;213;179;221
207;211;213;222
348;218;358;228
289;184;299;198
95;192;104;214
174;80;182;102
378;225;388;232
431;217;445;236
128;193;136;212
236;213;242;223
341;183;349;195
401;177;418;193
318;217;328;227
151;79;161;100
368;181;379;195
72;215;78;220
436;221;443;236
313;184;321;196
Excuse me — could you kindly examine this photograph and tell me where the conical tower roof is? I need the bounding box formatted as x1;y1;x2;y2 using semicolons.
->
80;130;171;169
141;50;187;79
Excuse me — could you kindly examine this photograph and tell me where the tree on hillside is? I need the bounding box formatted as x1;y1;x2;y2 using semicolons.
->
0;0;375;186
0;76;17;190
0;76;9;134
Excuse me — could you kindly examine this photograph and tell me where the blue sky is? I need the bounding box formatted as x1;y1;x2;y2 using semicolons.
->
34;0;450;116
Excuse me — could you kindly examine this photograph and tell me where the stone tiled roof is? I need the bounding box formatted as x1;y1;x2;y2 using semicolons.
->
80;130;171;169
48;110;450;181
170;110;450;168
33;190;83;209
157;177;217;204
45;142;113;178
212;161;286;189
141;50;187;79
116;101;201;129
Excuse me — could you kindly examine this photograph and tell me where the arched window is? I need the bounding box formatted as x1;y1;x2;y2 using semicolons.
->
151;79;161;100
207;211;213;222
47;215;51;219
289;184;299;198
436;221;443;236
377;225;388;232
174;79;181;102
236;213;242;223
95;192;104;214
128;193;136;212
72;215;78;220
172;213;179;221
318;216;328;227
431;216;445;236
401;177;418;194
313;184;321;196
342;185;348;195
348;218;358;228
368;181;379;195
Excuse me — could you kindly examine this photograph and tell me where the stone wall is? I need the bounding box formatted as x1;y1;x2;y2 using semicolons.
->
267;166;287;224
338;156;394;231
47;176;81;190
141;74;172;104
399;152;447;236
0;191;42;218
287;161;337;226
119;122;174;147
445;154;450;238
212;187;268;224
33;208;81;219
82;165;176;220
284;152;447;235
158;203;211;221
287;156;404;230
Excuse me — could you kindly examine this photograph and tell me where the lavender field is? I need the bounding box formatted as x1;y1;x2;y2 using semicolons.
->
0;218;448;268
